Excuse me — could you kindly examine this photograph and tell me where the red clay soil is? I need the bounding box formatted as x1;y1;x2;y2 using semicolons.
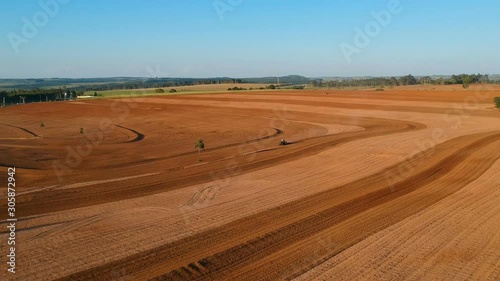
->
0;85;499;280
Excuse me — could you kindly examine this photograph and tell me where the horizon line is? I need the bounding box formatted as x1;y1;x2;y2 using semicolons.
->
1;73;498;80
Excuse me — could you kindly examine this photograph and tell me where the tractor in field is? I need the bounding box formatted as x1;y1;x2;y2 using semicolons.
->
279;139;289;146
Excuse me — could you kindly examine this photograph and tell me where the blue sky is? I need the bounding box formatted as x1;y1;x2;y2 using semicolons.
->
1;0;499;78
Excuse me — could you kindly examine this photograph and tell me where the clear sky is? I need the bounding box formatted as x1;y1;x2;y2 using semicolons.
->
1;0;499;78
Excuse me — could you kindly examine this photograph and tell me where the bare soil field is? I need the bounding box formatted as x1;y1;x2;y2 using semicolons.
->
0;85;499;280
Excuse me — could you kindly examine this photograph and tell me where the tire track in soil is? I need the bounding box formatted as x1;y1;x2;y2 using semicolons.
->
114;124;145;143
1;123;40;138
131;128;283;162
55;130;500;281
146;131;500;281
11;117;422;217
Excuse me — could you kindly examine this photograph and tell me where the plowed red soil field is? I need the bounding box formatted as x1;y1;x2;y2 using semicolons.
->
0;85;499;280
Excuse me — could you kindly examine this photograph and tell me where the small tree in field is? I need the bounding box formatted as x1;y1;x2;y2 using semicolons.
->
195;139;205;161
494;97;500;109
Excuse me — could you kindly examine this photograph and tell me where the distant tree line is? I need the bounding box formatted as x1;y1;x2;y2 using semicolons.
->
0;75;311;91
227;84;284;91
243;75;310;84
81;78;245;91
80;76;310;91
310;74;491;88
0;78;128;90
0;87;83;106
1;74;497;106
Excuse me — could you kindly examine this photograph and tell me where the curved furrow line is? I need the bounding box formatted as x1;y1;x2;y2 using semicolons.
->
114;124;145;143
151;132;500;281
231;134;500;280
11;117;422;217
99;127;282;170
0;123;40;138
55;128;500;280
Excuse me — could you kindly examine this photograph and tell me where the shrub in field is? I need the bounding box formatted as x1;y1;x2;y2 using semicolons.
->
195;139;205;161
169;89;177;93
375;88;384;91
155;88;165;93
494;97;500;108
462;83;469;89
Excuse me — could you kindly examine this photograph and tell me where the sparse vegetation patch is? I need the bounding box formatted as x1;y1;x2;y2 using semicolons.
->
494;97;500;108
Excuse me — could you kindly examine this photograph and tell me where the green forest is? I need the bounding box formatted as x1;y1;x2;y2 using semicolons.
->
310;74;492;88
